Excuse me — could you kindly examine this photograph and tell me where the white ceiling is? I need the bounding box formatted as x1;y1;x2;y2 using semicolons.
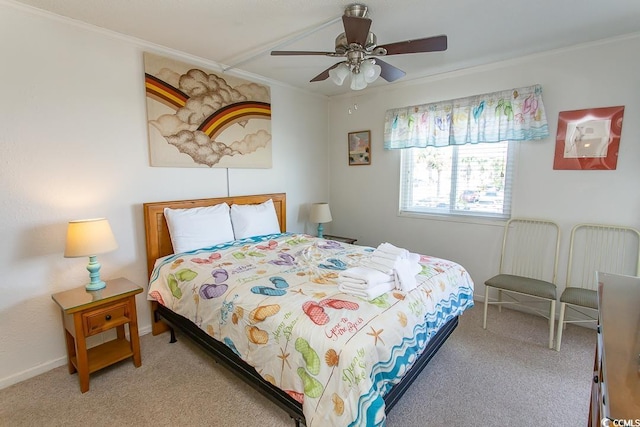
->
10;0;640;96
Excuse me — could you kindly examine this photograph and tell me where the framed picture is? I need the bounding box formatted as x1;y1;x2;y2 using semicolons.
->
348;130;371;165
553;106;625;170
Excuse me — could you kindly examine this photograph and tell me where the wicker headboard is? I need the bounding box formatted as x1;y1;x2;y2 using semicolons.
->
143;193;286;278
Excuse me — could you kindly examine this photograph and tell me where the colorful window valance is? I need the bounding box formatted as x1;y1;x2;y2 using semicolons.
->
383;84;549;149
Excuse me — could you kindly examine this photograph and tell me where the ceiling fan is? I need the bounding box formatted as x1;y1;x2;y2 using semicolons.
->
270;3;447;90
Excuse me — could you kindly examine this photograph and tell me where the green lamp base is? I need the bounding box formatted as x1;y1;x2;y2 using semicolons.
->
85;255;107;291
85;280;106;291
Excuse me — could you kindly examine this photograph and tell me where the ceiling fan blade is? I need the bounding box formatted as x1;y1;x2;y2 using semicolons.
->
377;35;447;55
310;62;343;82
342;15;372;46
271;50;336;56
374;59;406;82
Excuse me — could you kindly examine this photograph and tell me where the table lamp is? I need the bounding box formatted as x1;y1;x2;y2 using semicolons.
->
309;203;332;238
64;218;118;291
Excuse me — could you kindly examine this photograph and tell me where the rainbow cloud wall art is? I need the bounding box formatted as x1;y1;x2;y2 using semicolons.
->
143;52;272;168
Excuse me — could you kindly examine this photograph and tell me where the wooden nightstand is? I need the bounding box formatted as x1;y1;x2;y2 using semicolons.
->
51;277;143;393
322;234;357;244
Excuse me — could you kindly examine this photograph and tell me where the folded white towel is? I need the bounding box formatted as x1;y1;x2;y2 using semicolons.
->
365;252;420;272
370;250;400;261
338;278;395;290
368;256;397;270
339;267;392;286
339;281;394;299
371;251;419;264
361;260;394;275
339;276;366;285
377;242;410;258
394;258;422;292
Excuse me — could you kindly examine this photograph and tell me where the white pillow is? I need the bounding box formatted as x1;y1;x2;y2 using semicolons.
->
164;203;234;253
230;199;281;239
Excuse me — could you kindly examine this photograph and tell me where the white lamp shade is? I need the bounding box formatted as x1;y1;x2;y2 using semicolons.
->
362;59;381;83
309;203;332;224
329;63;350;85
64;218;118;258
350;71;367;90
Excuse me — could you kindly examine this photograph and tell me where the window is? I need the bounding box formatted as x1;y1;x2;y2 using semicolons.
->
400;142;514;219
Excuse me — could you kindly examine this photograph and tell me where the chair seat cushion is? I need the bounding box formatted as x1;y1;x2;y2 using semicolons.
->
560;287;597;309
485;274;556;299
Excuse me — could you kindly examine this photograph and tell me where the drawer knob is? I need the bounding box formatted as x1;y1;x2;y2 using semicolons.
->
105;314;112;321
593;375;598;384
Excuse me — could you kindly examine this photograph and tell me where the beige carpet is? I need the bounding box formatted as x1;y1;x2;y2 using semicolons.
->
0;305;596;426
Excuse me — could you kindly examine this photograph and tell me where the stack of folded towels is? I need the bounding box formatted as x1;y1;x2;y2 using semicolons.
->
337;266;396;299
338;242;422;299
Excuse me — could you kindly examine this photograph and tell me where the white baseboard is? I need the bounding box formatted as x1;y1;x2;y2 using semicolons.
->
0;357;68;390
0;324;153;391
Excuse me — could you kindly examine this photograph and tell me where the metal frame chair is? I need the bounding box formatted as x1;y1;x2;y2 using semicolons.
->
555;223;640;350
483;218;560;349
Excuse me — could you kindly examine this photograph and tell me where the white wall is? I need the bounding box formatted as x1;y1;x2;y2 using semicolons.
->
327;34;640;302
0;4;329;388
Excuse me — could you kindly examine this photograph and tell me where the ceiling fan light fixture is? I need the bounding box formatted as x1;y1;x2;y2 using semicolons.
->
271;3;448;92
329;63;350;85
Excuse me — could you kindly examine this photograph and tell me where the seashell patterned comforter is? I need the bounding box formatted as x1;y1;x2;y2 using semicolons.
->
148;233;474;427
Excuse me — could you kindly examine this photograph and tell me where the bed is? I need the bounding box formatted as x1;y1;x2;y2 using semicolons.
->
144;193;474;426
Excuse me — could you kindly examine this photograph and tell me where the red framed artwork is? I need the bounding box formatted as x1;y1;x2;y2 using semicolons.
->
553;106;625;170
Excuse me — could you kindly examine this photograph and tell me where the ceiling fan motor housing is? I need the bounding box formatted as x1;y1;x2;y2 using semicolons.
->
335;32;377;54
344;3;368;18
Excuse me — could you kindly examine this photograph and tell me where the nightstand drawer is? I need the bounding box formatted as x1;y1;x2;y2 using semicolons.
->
83;301;130;336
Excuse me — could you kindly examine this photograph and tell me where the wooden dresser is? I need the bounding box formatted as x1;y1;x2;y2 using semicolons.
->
590;272;640;426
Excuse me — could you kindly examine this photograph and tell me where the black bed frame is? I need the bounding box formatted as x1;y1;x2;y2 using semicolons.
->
154;304;459;426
